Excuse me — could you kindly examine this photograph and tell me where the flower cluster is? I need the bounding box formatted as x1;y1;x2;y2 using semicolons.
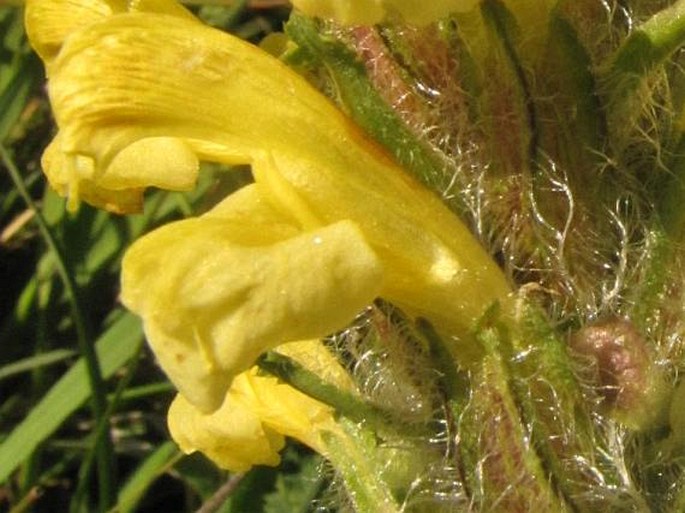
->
26;0;507;471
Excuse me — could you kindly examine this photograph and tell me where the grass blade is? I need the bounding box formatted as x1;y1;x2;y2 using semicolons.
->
113;441;182;513
0;349;77;381
0;311;143;484
1;144;116;508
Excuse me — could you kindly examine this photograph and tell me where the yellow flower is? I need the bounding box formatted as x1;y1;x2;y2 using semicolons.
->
26;0;199;212
27;0;511;413
25;0;194;66
121;184;383;411
169;340;349;472
290;0;479;26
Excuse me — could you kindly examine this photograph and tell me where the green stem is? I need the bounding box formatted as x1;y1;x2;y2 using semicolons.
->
1;145;115;510
284;14;459;214
257;351;429;437
606;0;685;98
323;419;402;513
612;0;685;75
70;344;142;513
416;318;469;404
659;135;685;241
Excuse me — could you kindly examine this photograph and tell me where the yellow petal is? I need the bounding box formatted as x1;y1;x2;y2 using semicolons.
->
94;137;198;191
168;385;284;472
25;0;195;66
47;12;315;173
276;339;356;391
52;12;510;336
168;366;340;472
27;0;201;211
121;185;383;412
25;0;111;63
43;134;198;213
42;137;141;213
290;0;479;26
234;368;338;453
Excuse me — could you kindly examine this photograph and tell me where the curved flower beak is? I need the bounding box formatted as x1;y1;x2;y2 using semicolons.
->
25;0;196;66
26;0;200;212
168;340;349;472
29;0;512;414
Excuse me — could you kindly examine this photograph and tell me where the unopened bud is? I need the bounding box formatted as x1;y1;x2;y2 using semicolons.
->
570;318;666;429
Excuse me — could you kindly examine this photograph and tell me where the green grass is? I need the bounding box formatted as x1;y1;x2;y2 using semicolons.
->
0;3;326;512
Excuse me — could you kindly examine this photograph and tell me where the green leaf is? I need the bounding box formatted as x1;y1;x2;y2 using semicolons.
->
113;441;181;513
0;311;143;484
0;7;41;144
0;348;76;381
478;0;537;166
0;52;40;143
263;453;324;513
